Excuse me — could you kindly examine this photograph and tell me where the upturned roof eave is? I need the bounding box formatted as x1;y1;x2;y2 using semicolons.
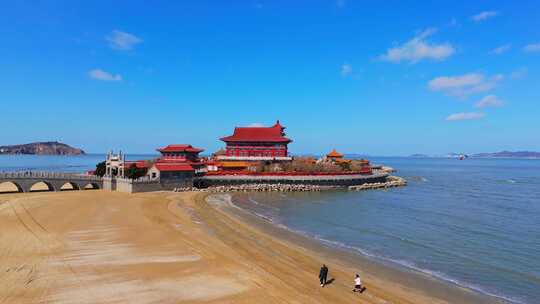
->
219;136;292;143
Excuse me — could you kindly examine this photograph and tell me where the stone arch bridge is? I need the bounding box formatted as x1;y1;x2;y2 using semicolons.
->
0;172;102;193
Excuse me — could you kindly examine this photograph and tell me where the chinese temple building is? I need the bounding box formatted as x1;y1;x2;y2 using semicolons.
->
219;120;292;161
325;149;352;166
326;149;344;160
157;144;203;162
217;161;253;172
147;144;206;180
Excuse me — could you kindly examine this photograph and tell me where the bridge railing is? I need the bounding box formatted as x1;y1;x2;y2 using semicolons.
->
0;171;102;181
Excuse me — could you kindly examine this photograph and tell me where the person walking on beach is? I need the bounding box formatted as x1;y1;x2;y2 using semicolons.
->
352;274;363;293
319;264;328;287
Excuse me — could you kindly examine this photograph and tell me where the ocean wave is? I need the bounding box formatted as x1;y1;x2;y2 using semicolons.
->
248;197;261;205
244;196;280;212
495;179;518;184
407;176;428;182
295;227;524;304
229;196;525;304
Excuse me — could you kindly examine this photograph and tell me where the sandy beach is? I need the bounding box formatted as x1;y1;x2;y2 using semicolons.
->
0;190;498;303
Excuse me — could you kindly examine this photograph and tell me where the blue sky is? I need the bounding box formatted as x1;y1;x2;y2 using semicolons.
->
1;1;539;155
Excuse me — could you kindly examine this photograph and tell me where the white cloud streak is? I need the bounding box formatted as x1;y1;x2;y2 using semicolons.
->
510;67;528;79
106;30;142;50
341;63;352;76
490;44;511;54
524;43;540;53
428;73;503;97
445;112;485;121
246;123;265;127
89;69;122;81
471;11;498;22
475;95;504;108
379;28;455;63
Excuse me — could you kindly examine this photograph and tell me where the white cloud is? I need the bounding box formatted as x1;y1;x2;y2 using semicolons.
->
246;123;265;127
428;73;503;97
89;69;122;81
510;67;528;79
446;112;485;121
475;95;504;108
341;63;352;76
490;44;511;54
523;43;540;53
379;28;455;63
471;11;498;22
106;30;142;50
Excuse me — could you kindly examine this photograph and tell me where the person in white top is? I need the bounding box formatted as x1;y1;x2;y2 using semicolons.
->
353;274;363;293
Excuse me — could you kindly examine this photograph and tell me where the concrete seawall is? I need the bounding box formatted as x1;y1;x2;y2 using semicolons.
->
197;172;389;188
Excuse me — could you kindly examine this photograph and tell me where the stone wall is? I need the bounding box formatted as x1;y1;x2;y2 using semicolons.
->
102;177;115;191
113;178;163;193
160;177;195;191
110;177;194;193
197;172;389;188
131;181;163;193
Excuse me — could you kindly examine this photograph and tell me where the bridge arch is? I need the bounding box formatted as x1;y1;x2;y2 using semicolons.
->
83;182;101;190
60;182;80;191
0;181;24;193
29;181;55;192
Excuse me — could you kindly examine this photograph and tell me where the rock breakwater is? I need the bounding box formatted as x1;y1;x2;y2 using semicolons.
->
172;176;407;193
174;184;333;192
348;176;406;191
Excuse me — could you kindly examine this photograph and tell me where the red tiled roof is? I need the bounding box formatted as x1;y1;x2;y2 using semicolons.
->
220;120;292;143
327;149;344;158
218;161;251;168
157;144;204;153
124;160;151;169
154;163;194;172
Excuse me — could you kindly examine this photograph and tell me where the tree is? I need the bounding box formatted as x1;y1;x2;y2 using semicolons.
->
337;161;351;171
94;161;118;177
95;161;106;177
125;164;148;180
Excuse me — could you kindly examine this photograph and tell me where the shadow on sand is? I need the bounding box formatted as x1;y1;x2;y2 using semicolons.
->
353;286;367;294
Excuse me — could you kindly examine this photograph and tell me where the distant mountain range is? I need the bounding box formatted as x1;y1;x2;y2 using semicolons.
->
470;151;540;159
409;154;430;158
409;151;540;159
0;142;85;155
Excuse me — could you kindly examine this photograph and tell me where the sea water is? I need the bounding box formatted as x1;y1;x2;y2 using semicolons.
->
231;158;540;304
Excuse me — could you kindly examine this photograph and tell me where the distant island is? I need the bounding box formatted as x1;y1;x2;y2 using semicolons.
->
471;151;540;159
0;141;85;155
409;154;430;158
409;151;540;159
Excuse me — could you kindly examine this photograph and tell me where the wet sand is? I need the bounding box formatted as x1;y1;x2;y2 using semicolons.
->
0;191;499;303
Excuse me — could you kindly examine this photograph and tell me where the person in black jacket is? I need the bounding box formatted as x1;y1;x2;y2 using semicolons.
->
319;264;328;287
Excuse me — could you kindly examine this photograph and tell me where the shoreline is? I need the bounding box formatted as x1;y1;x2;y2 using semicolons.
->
208;193;504;304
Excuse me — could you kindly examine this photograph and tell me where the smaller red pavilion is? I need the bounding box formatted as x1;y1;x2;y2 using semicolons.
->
219;120;292;161
147;144;206;180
